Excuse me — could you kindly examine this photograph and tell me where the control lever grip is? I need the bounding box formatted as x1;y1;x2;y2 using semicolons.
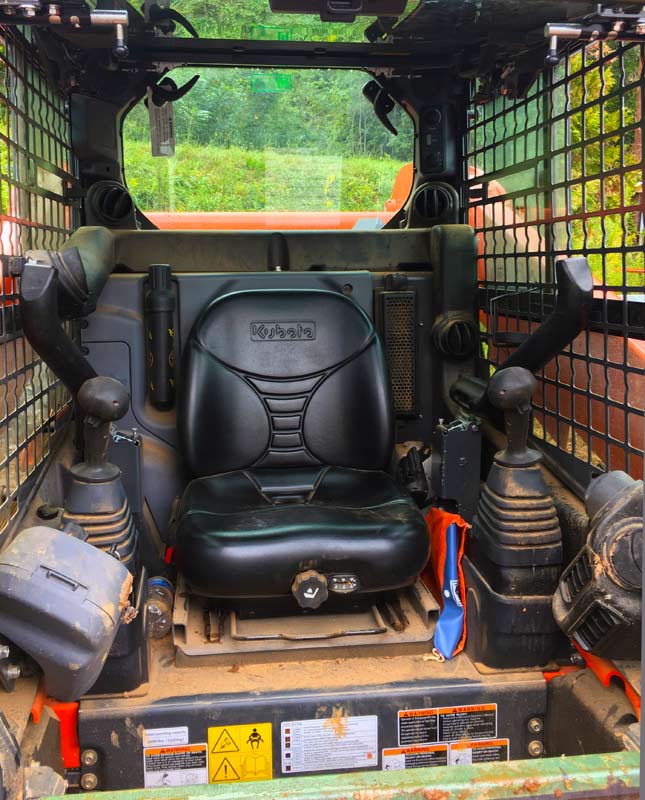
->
78;377;129;469
488;367;540;467
500;257;593;374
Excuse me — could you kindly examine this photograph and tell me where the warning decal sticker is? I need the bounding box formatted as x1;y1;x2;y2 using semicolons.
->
207;723;272;783
398;709;438;746
382;744;448;771
398;704;497;745
281;715;378;774
438;704;497;743
449;738;509;766
143;744;208;788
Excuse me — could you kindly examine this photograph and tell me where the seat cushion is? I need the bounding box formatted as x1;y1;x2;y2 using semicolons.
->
175;467;430;599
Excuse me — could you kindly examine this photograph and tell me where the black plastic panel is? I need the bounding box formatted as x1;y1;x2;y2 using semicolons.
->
78;671;546;790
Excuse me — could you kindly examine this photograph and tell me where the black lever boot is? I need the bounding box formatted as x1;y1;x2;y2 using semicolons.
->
463;367;565;669
62;377;138;571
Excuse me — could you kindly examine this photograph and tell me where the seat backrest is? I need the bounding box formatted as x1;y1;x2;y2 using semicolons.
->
179;288;394;477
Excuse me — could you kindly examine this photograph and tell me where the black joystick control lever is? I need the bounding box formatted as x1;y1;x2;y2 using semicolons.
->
63;376;137;570
487;367;541;467
77;377;130;481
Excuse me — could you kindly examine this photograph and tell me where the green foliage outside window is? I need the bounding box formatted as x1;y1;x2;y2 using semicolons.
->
124;67;412;214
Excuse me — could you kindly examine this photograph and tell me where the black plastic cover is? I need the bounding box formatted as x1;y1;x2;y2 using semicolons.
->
0;527;132;701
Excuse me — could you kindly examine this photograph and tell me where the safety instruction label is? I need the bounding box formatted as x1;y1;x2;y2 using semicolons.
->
449;738;509;765
398;704;497;745
207;723;272;783
382;744;449;771
281;715;378;774
142;726;189;748
143;744;208;788
398;709;438;746
438;704;497;742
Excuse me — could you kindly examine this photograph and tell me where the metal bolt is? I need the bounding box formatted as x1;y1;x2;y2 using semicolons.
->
0;645;9;660
570;651;585;666
81;749;98;767
528;740;544;758
1;664;20;681
528;717;543;734
80;774;98;791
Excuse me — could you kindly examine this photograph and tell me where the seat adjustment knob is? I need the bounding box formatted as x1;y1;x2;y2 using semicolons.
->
292;570;328;609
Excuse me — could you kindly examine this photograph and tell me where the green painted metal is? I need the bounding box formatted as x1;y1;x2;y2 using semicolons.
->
77;752;640;800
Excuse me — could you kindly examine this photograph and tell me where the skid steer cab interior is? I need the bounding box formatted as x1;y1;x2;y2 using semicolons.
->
0;1;641;798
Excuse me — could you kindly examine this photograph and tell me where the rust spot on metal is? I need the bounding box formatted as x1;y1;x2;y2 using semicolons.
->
422;790;449;800
514;778;541;794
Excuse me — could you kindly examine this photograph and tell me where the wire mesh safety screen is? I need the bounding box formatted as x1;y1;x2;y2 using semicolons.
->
467;41;645;485
0;26;78;534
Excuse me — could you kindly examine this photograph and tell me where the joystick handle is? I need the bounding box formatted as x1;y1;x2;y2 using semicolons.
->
78;377;129;470
487;367;541;467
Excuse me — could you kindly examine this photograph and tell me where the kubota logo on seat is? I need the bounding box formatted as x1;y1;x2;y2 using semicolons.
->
250;321;316;341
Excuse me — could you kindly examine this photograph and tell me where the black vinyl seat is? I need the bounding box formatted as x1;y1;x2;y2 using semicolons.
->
175;288;429;603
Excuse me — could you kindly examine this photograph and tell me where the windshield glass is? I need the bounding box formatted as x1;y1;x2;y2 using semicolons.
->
165;0;405;42
123;68;414;230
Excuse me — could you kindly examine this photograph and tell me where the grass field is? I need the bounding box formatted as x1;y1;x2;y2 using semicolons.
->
124;140;407;213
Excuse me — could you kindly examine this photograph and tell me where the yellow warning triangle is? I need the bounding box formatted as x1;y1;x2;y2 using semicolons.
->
211;729;239;754
212;758;240;782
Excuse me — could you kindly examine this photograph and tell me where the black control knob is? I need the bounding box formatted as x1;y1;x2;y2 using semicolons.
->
291;570;328;610
488;367;541;467
77;377;129;477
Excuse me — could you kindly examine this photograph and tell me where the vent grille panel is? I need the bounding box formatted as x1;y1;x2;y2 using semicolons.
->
382;292;417;416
